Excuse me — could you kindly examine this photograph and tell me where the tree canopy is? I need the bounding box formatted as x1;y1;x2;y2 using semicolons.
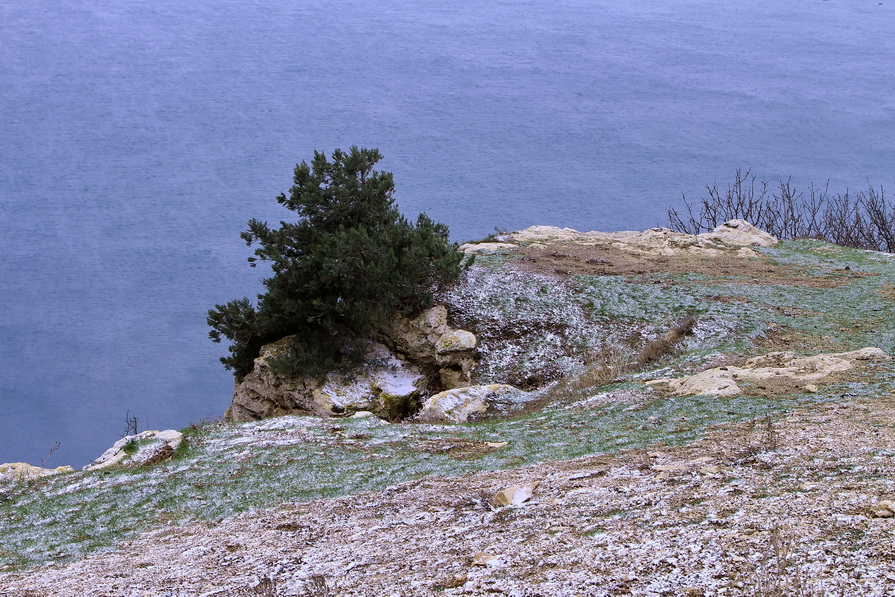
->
208;147;469;379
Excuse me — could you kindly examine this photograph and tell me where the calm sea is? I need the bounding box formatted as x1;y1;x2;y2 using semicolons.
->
1;0;893;467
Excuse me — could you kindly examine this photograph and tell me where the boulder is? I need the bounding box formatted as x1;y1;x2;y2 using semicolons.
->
417;384;531;423
228;340;427;422
0;462;74;485
84;429;185;471
647;347;890;397
379;305;451;363
699;219;779;247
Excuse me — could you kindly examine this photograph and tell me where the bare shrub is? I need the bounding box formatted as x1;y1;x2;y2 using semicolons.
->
727;414;778;463
669;170;894;252
750;524;820;597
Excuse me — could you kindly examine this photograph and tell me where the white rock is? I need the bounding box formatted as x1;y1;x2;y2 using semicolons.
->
471;552;505;567
0;462;74;484
230;340;426;421
435;330;477;354
700;219;779;247
459;242;517;254
84;429;185;471
417;384;530;423
494;481;541;507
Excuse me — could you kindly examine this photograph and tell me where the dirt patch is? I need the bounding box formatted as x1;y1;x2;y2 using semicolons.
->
412;438;509;460
509;241;868;288
752;323;846;354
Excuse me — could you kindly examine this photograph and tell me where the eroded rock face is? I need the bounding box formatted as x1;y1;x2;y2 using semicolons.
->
228;340;427;422
417;384;531;423
647;347;890;397
434;329;477;389
378;306;477;390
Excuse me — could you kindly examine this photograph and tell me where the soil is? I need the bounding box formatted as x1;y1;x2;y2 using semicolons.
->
509;241;870;289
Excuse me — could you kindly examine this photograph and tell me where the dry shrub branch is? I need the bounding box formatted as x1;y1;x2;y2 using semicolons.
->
668;168;895;252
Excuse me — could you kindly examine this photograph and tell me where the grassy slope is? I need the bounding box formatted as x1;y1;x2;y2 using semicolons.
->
1;240;893;573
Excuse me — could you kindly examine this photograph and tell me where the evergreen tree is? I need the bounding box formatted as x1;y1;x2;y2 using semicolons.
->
208;147;469;379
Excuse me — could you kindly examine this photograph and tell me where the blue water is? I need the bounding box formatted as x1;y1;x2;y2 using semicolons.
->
2;0;893;467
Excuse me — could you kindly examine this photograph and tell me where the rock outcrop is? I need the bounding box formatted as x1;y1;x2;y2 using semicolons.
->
700;219;778;247
84;429;186;471
0;462;74;485
462;219;779;258
647;347;890;397
228;307;478;423
378;305;477;390
228;340;427;422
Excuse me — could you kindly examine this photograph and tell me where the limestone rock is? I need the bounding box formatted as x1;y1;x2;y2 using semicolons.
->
434;329;477;389
0;462;74;485
459;241;517;254
504;221;777;258
471;552;505;568
647;347;890;397
494;481;541;507
228;340;426;422
417;384;531;423
699;219;779;247
227;337;323;422
435;329;477;354
378;305;451;364
84;429;185;471
378;306;477;390
873;499;895;518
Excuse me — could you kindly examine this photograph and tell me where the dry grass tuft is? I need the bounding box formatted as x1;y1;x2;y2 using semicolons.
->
637;313;697;366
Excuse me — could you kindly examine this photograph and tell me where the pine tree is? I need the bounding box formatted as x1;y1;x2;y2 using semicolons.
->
208;147;469;379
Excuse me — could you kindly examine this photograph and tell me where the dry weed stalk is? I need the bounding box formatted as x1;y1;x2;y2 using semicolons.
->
751;524;820;597
542;314;697;403
730;414;779;462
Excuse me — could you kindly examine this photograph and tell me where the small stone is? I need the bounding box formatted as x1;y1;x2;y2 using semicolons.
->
485;442;508;449
804;384;819;393
699;465;722;475
653;464;689;473
471;552;504;568
349;411;376;418
494;481;541;507
873;500;895;517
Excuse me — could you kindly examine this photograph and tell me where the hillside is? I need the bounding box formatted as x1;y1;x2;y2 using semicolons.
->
2;224;895;596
